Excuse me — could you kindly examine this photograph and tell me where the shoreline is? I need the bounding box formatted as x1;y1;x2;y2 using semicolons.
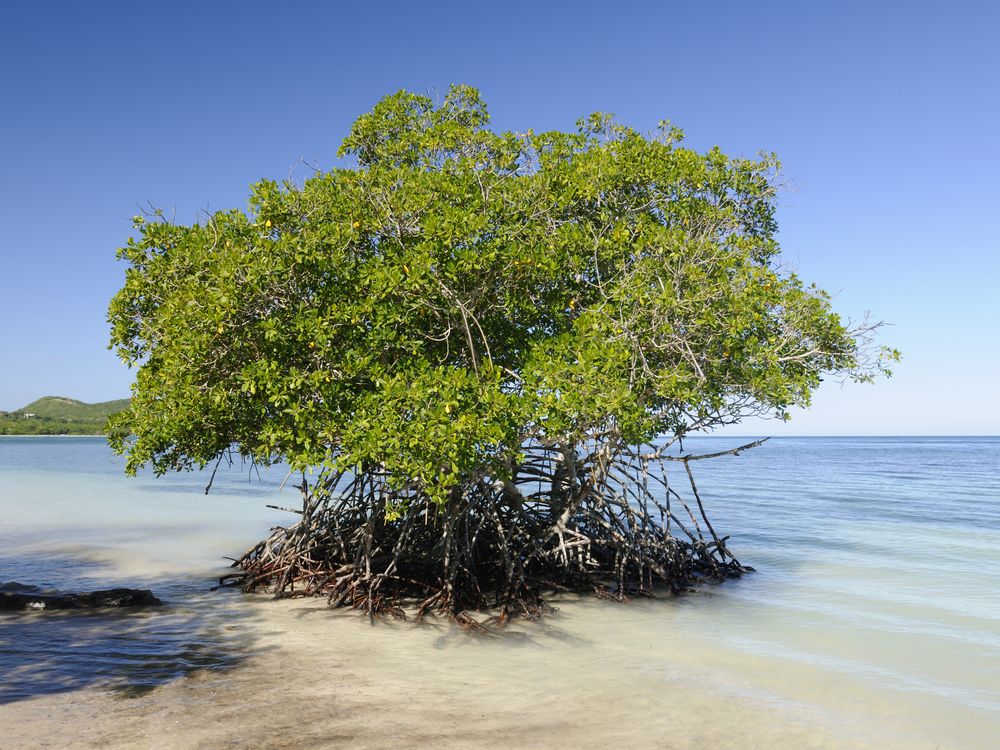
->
0;433;107;438
0;596;985;750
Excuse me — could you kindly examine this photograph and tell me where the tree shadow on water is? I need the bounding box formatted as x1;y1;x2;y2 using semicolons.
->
0;577;266;705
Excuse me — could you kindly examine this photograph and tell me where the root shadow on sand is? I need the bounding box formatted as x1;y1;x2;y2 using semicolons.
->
0;558;267;704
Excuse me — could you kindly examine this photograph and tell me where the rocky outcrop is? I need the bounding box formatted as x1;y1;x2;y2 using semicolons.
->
0;584;162;611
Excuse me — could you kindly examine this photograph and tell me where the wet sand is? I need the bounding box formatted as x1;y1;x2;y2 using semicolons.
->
1;595;983;750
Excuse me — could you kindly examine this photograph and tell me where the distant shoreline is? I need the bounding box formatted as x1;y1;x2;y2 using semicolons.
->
0;433;106;438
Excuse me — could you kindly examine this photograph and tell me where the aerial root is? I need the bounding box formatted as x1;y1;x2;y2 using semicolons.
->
225;440;757;627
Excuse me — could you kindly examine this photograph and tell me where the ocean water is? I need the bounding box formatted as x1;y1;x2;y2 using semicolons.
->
0;437;290;701
0;436;998;748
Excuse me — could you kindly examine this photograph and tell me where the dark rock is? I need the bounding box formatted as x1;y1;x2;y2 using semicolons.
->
0;588;163;611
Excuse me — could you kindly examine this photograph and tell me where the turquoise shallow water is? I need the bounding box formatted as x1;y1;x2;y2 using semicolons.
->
0;436;998;746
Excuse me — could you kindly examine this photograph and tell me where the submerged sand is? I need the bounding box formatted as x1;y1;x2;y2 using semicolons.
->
1;595;986;750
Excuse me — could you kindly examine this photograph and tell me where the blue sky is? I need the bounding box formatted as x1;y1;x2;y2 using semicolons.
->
1;1;996;434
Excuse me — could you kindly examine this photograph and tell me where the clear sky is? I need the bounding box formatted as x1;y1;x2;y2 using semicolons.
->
1;1;997;434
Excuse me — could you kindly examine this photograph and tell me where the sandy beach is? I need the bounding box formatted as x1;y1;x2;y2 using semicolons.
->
1;595;985;750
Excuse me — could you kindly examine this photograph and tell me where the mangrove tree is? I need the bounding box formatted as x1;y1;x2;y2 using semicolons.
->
108;85;895;624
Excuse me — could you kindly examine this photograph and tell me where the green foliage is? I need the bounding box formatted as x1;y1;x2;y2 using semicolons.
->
109;85;893;500
0;396;130;435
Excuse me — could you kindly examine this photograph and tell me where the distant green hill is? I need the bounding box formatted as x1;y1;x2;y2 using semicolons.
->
13;396;130;421
0;396;130;435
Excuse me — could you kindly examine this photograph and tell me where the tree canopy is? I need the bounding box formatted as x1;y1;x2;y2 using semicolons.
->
108;86;894;619
110;85;891;490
